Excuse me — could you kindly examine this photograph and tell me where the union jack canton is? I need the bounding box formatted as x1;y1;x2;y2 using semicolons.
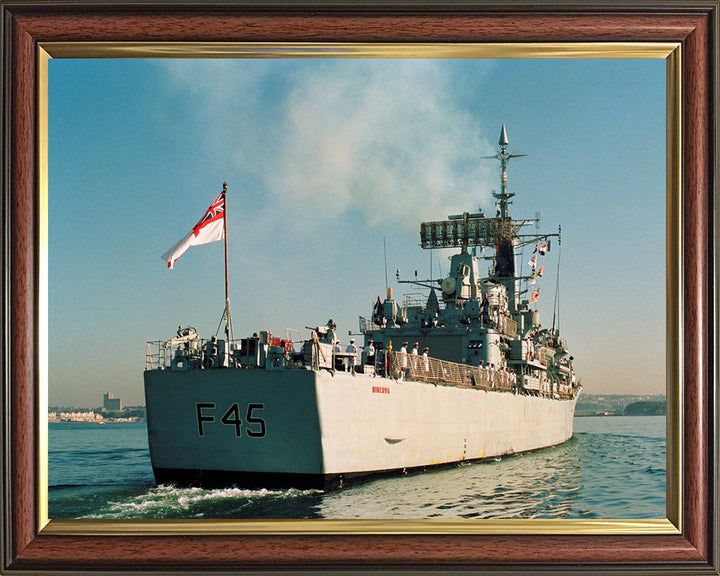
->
193;191;225;237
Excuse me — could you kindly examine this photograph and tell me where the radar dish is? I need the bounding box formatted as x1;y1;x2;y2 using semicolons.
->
441;277;456;295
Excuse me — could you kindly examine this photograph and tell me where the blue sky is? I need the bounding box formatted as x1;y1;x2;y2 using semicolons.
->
48;56;666;407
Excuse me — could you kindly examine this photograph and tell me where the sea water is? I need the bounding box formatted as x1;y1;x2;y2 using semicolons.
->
48;416;665;520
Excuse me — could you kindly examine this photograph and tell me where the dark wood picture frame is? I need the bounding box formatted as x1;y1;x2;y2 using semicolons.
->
1;1;717;573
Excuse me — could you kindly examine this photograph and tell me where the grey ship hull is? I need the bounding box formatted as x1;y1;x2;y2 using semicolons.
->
144;366;579;490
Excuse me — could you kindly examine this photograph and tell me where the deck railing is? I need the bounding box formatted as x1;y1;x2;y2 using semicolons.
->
146;341;169;370
383;351;513;391
499;316;518;338
145;338;241;370
380;351;575;399
146;337;576;400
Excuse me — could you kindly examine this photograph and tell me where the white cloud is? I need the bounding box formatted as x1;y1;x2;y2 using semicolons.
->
160;59;496;230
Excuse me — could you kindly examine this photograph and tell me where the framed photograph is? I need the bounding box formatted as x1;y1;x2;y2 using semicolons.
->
2;1;717;574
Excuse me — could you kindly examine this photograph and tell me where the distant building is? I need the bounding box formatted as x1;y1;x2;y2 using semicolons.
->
103;392;122;411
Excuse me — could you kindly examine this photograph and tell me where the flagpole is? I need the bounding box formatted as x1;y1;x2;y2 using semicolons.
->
223;182;229;304
222;182;232;344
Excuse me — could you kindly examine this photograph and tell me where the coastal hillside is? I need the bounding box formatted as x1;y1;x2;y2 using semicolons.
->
576;394;666;417
623;400;666;416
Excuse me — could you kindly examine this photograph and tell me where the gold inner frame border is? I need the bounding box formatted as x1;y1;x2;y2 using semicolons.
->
37;41;682;537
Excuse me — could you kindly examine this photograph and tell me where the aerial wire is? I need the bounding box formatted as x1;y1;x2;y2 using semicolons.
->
551;228;562;333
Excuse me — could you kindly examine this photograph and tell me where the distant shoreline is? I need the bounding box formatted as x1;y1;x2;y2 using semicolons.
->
49;417;145;423
575;394;665;418
575;413;664;418
48;406;146;424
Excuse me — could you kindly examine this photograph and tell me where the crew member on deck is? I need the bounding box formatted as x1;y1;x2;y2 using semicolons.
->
410;342;419;371
365;340;375;367
480;293;490;324
323;319;337;345
346;338;358;373
334;341;344;371
399;342;409;379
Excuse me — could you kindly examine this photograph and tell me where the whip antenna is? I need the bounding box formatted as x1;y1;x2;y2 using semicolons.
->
384;238;389;294
551;225;562;333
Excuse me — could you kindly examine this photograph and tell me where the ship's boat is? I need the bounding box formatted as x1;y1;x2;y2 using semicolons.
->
144;125;581;490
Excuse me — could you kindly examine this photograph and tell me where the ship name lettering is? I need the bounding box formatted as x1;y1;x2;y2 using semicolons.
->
195;402;266;438
371;386;390;394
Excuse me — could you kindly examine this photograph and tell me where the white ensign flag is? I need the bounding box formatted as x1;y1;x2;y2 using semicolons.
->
162;191;225;269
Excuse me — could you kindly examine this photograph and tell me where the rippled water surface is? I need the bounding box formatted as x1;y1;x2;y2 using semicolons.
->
49;416;665;519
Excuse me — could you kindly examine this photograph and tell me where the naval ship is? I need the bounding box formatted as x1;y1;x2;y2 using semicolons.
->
144;125;581;489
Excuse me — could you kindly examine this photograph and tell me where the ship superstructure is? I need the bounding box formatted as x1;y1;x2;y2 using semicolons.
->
144;125;580;490
361;124;575;399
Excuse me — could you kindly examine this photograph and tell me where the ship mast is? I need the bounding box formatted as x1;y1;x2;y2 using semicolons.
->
485;125;526;297
491;124;526;219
